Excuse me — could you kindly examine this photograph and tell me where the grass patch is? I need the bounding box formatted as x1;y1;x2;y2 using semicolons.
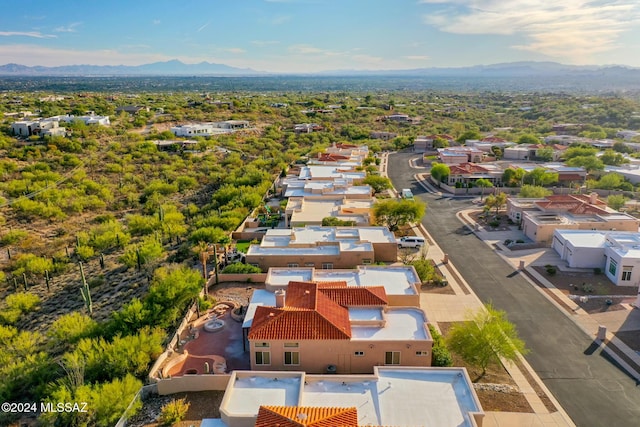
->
235;240;250;253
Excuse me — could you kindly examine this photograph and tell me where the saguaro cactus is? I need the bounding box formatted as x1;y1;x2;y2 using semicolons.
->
79;262;92;315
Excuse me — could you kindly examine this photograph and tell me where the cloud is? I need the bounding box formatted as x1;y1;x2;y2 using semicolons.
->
224;48;246;54
0;31;56;39
271;15;291;25
0;44;172;66
54;22;81;33
405;55;430;60
421;0;640;61
251;40;280;46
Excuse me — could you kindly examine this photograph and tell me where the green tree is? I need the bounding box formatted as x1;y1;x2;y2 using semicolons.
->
446;303;528;379
607;194;628;211
502;168;526;187
322;217;357;226
428;324;453;367
430;163;450;184
536;147;554;162
516;134;539;145
519;185;552;198
410;259;436;282
485;192;508;215
523;168;558;186
47;312;98;346
563;146;598;160
613;141;633;154
432;137;449;148
600;150;629;166
373;199;426;231
595;173;626;190
362;175;392;194
474;178;493;200
566;156;604;172
456;130;482;144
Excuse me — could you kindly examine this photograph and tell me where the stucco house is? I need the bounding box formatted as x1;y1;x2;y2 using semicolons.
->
213;367;484;427
244;280;432;374
508;193;640;244
245;226;397;270
552;230;640;287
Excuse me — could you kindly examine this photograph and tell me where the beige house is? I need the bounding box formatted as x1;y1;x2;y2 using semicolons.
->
508;193;640;245
264;265;421;307
284;197;374;227
215;367;484;427
245;226;397;270
245;281;432;375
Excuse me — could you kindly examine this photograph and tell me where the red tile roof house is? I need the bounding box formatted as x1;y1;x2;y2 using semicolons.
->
246;281;432;374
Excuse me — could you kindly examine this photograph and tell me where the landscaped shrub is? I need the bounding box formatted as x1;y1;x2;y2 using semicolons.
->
0;292;41;324
488;220;500;227
159;398;190;426
221;263;262;274
545;265;556;275
428;324;453;367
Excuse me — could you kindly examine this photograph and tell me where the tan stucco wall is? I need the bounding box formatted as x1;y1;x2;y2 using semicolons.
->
249;339;432;374
524;218;639;245
246;250;376;271
157;374;231;395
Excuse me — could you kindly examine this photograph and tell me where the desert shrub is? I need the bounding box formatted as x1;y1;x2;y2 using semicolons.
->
0;292;41;324
75;245;95;261
0;230;28;246
47;312;98;345
159;398;190;426
545;265;556;275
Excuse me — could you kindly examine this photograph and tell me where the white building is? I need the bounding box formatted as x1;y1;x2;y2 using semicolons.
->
552;230;640;286
171;120;250;137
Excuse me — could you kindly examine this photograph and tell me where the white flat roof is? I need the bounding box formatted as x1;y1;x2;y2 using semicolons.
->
349;307;383;322
555;230;607;248
225;375;301;415
351;308;428;340
302;368;481;427
265;266;419;296
242;289;276;329
315;266;419;295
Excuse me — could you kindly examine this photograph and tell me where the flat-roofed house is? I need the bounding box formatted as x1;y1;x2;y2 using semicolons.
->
245;281;432;374
213;367;484;427
511;193;640;244
245;226;398;270
553;230;640;286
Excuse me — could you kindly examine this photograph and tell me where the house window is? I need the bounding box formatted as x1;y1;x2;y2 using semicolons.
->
288;263;299;268
622;266;633;281
284;342;299;348
609;259;618;276
284;351;300;365
322;263;333;269
385;351;401;365
255;351;270;365
416;351;429;356
305;263;315;267
362;259;372;265
255;342;270;348
354;351;364;356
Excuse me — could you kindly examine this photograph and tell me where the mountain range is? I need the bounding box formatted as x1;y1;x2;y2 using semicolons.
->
0;60;638;78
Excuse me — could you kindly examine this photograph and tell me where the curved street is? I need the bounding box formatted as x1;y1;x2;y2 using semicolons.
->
387;150;640;427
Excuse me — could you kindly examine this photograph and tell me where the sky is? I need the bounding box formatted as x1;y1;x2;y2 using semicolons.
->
1;0;639;73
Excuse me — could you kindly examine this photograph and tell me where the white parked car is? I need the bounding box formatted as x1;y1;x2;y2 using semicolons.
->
397;236;425;248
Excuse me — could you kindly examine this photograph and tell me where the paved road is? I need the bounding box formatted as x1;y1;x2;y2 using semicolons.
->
387;151;640;427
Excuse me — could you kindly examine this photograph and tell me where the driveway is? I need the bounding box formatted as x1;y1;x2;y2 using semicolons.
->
387;150;640;427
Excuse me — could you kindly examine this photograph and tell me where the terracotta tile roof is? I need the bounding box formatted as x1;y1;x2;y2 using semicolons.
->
318;153;350;161
255;405;358;427
319;286;388;307
315;281;348;288
336;143;358;149
534;194;610;215
248;282;352;340
449;162;490;175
